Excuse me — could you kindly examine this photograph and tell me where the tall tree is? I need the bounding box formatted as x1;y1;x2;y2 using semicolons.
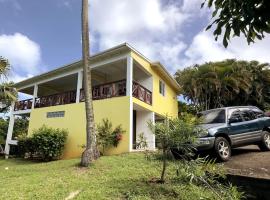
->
0;57;17;112
202;0;270;47
80;0;99;167
175;59;270;111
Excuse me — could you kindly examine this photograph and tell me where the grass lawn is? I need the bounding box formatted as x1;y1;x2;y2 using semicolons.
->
0;153;226;200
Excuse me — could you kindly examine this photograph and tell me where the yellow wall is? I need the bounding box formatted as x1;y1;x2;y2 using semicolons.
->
131;52;178;118
28;97;130;159
26;52;178;159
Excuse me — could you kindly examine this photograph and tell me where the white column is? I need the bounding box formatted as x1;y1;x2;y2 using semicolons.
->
126;55;133;97
4;102;15;159
127;55;133;151
76;71;83;103
32;84;38;109
151;112;155;150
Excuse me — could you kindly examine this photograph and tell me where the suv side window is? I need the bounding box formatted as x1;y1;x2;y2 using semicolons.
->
252;108;264;119
229;109;243;123
240;109;256;121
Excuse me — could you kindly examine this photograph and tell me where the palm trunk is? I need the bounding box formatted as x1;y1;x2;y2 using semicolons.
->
80;0;99;167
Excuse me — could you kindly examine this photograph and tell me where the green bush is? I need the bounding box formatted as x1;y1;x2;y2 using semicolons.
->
96;118;125;155
18;125;68;161
0;117;29;142
17;134;35;157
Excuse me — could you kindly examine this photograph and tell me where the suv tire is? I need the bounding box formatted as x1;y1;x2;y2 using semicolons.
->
214;137;231;162
258;131;270;151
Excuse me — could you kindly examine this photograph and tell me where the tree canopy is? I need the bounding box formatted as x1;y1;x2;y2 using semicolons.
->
0;56;17;111
203;0;270;47
175;59;270;111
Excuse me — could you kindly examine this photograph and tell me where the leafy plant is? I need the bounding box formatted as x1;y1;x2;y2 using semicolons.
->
176;157;244;200
96;118;125;155
148;115;199;183
0;117;29;155
202;0;270;47
0;118;8;143
136;132;148;149
147;114;243;198
0;56;17;111
18;125;68;161
17;134;35;158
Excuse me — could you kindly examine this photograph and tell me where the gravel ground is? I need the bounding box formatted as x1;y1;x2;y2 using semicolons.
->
223;145;270;179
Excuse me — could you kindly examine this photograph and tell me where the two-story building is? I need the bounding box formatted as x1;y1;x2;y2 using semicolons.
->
5;43;180;159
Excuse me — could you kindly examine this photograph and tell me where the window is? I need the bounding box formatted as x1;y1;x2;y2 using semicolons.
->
229;109;243;123
47;111;65;118
251;108;265;118
240;109;256;121
159;80;165;96
200;109;226;124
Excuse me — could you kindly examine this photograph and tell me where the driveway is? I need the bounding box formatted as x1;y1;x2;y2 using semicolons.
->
223;145;270;179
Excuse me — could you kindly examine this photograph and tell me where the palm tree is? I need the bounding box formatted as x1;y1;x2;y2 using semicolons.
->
0;57;17;112
0;56;10;81
175;59;270;111
80;0;99;167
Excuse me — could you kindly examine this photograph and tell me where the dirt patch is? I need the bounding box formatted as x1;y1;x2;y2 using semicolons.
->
223;145;270;179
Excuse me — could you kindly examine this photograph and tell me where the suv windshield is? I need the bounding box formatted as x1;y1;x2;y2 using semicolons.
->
199;109;226;124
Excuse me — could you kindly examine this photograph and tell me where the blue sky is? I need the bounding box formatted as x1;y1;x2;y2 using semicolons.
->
0;0;270;83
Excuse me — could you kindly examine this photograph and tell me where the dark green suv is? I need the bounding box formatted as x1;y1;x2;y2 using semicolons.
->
197;106;270;161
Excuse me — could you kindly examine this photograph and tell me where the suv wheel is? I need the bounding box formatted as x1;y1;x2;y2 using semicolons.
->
214;137;231;162
258;131;270;151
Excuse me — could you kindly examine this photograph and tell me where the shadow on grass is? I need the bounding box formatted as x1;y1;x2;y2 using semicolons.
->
105;177;181;199
0;155;73;166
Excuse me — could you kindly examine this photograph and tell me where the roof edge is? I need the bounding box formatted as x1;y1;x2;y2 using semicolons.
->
151;62;181;94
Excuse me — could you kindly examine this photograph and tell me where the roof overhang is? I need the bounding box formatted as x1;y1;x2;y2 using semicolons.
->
13;43;181;95
13;43;132;90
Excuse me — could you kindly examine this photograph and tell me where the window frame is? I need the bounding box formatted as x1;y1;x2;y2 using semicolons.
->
159;80;166;96
239;108;256;121
228;109;244;123
47;111;65;118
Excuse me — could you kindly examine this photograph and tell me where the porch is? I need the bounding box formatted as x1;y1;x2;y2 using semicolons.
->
13;55;153;113
14;79;152;112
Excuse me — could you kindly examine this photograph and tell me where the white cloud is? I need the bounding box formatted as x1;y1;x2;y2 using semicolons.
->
181;31;270;68
89;0;199;73
0;33;42;82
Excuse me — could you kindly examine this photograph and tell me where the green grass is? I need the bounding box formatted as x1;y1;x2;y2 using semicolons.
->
0;153;224;200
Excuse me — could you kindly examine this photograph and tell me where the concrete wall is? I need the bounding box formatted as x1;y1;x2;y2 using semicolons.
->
28;96;130;159
131;52;178;118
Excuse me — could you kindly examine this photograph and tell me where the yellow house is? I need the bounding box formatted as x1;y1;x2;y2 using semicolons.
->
4;43;180;159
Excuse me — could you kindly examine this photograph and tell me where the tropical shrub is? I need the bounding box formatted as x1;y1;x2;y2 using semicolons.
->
148;115;199;182
136;132;148;149
176;157;244;199
0;117;29;141
96;118;125;155
0;118;8;144
147;115;243;199
18;125;68;161
17;134;35;157
0;117;29;156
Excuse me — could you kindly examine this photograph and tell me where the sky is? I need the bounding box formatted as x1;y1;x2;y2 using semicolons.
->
0;0;270;84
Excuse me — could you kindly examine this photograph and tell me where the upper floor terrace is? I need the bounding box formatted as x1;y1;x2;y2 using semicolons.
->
12;44;154;114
